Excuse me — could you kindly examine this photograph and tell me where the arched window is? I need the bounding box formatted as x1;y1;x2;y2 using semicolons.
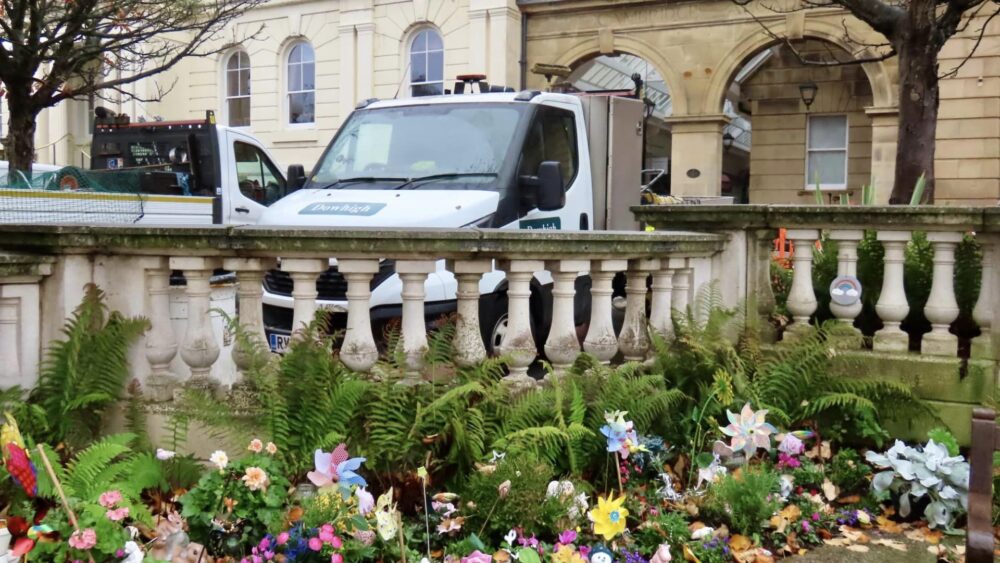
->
287;42;316;124
225;51;251;127
409;29;444;97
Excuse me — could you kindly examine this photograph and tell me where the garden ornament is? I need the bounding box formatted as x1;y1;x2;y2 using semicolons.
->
589;544;616;563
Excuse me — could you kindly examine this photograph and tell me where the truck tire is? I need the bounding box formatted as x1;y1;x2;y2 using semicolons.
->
479;292;541;357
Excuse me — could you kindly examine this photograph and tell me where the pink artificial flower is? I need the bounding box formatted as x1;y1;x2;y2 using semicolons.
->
330;555;344;563
558;530;577;545
308;537;323;551
319;528;335;544
353;530;375;546
248;439;264;453
106;507;130;521
356;487;375;515
777;452;801;469
68;528;97;550
779;433;806;456
330;535;343;549
578;546;590;558
277;532;289;545
99;490;122;508
461;551;492;563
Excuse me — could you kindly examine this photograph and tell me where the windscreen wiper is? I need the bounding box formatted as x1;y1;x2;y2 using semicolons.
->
315;176;408;189
395;172;498;190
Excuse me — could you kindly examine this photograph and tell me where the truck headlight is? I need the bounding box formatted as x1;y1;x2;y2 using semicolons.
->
462;214;495;228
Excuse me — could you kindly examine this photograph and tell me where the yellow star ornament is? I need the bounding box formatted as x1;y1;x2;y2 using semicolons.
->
588;494;629;541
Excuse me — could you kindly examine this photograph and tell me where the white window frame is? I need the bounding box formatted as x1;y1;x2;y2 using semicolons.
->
804;113;849;191
223;51;251;128
408;28;444;97
285;41;316;127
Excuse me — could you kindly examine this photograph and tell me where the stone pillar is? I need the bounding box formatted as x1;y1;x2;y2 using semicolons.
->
487;6;520;86
223;258;274;371
397;260;436;384
923;232;962;356
873;231;911;352
497;259;543;388
865;107;899;204
0;297;18;381
544;260;587;376
338;24;357;118
282;259;327;336
339;259;380;373
356;23;375;102
828;230;864;338
142;258;179;400
784;229;819;341
750;229;779;342
584;259;626;364
650;260;675;340
619;259;658;361
972;235;996;360
671;258;692;316
664;115;728;197
170;257;222;387
467;8;488;75
449;260;492;368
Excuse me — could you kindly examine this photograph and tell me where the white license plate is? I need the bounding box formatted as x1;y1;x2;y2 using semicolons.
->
268;333;291;354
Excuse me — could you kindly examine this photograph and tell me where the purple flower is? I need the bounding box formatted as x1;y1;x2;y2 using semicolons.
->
558;530;577;545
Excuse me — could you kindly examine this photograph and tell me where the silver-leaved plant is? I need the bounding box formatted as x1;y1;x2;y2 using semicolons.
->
865;439;970;529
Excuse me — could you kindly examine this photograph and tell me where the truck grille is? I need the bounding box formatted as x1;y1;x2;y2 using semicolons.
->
263;261;396;301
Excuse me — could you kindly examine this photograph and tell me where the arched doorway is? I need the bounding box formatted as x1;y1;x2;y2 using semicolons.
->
721;40;877;204
564;53;674;194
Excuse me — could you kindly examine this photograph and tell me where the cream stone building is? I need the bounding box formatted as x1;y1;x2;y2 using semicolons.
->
9;0;1000;204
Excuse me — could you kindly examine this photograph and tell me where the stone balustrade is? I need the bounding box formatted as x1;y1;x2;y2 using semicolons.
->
634;205;1000;361
0;224;724;393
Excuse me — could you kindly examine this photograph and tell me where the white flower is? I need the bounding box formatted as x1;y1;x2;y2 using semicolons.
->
265;442;278;455
691;526;714;540
156;448;176;461
856;510;871;525
209;450;229;470
546;480;561;498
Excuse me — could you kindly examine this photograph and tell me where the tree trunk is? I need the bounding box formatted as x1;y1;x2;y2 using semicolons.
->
890;34;940;204
5;102;39;181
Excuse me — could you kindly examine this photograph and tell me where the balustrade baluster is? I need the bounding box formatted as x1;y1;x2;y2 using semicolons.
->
784;229;819;341
829;230;864;339
0;298;19;381
170;257;222;389
584;259;627;364
448;260;492;368
923;232;962;356
650;259;675;339
619;258;658;361
498;259;543;388
282;259;328;336
397;260;436;384
339;259;381;373
141;257;179;399
874;231;911;352
545;260;588;376
972;235;996;360
671;258;692;316
223;258;274;372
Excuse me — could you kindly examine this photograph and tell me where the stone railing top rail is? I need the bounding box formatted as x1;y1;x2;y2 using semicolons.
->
632;205;1000;231
0;224;725;260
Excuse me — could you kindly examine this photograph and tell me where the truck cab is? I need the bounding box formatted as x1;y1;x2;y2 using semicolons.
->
259;87;645;352
85;111;290;224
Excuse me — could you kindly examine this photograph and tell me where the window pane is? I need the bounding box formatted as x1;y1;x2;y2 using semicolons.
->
411;53;426;83
808;115;847;149
228;97;250;127
227;53;240;70
234;141;286;205
807;151;846;186
411;82;442;97
426;30;443;51
238;68;250;96
302;62;315;90
412;30;427;52
299;43;315;63
289;44;302;64
227;69;239;97
289;92;315;124
288;64;301;91
428;51;443;82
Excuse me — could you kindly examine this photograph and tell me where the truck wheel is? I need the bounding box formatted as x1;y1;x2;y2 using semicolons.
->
480;293;509;356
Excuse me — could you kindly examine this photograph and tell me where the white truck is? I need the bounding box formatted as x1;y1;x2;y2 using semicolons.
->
259;83;650;353
0;110;296;225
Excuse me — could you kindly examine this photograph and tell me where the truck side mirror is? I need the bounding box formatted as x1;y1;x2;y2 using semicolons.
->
536;160;565;211
286;164;306;192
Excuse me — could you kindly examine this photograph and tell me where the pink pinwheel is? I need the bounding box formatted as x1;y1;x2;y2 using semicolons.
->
719;403;777;457
307;444;367;498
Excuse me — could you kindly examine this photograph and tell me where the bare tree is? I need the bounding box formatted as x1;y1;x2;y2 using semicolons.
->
0;0;265;175
734;0;999;203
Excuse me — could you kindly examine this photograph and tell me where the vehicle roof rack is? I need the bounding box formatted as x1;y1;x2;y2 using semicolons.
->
356;97;380;109
514;90;542;101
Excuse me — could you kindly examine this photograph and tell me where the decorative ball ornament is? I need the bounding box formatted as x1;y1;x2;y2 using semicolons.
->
829;275;862;307
589;545;616;563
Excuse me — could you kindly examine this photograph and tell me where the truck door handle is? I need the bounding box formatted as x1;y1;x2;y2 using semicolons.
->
235;206;250;214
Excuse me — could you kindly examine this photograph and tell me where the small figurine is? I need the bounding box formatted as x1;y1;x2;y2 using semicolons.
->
589;545;616;563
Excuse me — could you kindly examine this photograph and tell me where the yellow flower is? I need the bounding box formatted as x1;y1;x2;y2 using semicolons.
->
552;545;586;563
588;494;628;541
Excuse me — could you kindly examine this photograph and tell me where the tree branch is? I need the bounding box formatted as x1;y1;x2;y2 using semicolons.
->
939;4;1000;79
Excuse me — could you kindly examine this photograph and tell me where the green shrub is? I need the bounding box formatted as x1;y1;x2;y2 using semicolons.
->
828;448;872;495
633;510;691;558
459;453;560;543
706;466;782;536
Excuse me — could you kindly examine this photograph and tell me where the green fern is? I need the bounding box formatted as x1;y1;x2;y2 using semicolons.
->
30;284;148;451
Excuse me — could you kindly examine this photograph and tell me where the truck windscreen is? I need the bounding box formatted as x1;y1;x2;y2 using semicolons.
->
307;103;527;190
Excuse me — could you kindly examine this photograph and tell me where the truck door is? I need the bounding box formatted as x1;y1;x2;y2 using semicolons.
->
223;130;287;224
512;103;592;231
